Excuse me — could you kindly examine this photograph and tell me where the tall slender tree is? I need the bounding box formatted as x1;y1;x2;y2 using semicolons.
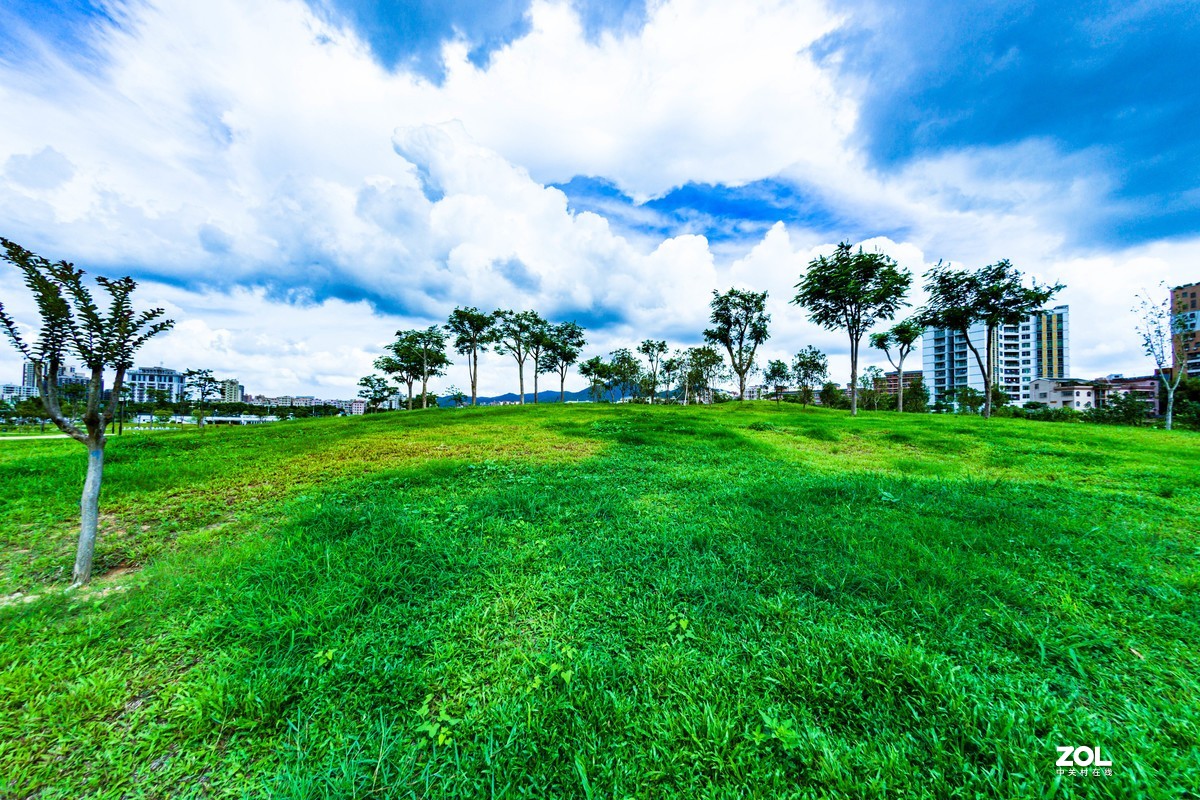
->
869;318;923;413
411;326;451;409
527;317;553;403
183;368;219;431
687;345;726;404
637;339;668;403
608;348;642;402
445;307;494;406
1134;285;1189;430
704;288;771;401
763;360;790;404
538;321;587;402
919;260;1060;419
579;355;611;402
492;310;544;404
792;243;911;416
0;239;174;585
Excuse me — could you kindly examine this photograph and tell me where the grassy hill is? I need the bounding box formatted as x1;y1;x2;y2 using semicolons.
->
1;404;1196;798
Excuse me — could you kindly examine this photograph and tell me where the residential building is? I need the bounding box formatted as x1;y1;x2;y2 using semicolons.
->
882;370;922;396
220;379;244;403
1171;281;1200;379
125;366;186;403
2;384;38;402
1096;374;1160;416
21;361;89;389
1027;377;1095;410
922;305;1069;407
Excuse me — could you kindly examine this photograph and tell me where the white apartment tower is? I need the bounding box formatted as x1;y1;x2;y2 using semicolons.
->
923;305;1070;407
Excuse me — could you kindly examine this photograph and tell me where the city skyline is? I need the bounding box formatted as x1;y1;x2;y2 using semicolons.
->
2;0;1198;395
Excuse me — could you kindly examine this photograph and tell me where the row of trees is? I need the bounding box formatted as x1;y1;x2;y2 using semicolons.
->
360;309;588;410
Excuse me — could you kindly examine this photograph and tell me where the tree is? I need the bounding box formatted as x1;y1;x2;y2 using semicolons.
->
412;326;451;409
538;321;587;402
608;348;642;402
183;368;219;430
857;365;885;411
903;375;930;413
1134;285;1189;430
376;341;420;411
791;346;828;408
919;260;1061;419
579;356;612;402
357;374;394;412
445;385;468;408
686;345;726;404
819;381;848;409
445;307;494;406
637;339;668;403
869;318;923;413
704;288;770;401
493;310;545;405
660;355;680;403
763;360;790;404
792;243;911;416
0;239;173;585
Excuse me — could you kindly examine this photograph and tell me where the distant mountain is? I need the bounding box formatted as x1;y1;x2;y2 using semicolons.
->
436;387;621;407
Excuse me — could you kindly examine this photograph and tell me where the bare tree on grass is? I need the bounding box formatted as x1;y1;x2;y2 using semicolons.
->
0;239;173;586
1134;285;1189;430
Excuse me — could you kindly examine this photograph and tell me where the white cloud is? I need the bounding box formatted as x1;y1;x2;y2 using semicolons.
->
0;0;1194;398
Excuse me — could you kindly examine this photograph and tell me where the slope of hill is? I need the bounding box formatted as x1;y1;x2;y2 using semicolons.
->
1;404;1196;798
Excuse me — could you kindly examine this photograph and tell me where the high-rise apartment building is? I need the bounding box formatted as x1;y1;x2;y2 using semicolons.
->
1171;281;1200;379
220;379;244;403
922;305;1069;407
125;366;186;403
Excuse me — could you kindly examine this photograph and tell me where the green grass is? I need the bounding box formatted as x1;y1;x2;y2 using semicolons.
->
1;404;1197;798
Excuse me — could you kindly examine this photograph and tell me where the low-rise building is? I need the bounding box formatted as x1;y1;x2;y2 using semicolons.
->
126;366;186;402
1095;374;1160;416
1027;378;1096;410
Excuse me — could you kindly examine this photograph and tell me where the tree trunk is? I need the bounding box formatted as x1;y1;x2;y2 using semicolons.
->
1165;385;1174;430
982;326;994;419
470;349;478;406
559;371;566;403
896;353;905;413
421;375;428;409
848;335;859;416
73;444;104;586
962;329;988;418
533;368;539;404
738;370;746;401
517;361;525;405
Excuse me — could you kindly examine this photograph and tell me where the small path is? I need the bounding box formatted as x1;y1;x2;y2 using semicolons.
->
0;434;71;441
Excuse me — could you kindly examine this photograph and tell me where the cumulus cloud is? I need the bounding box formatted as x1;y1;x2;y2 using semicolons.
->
0;0;1196;397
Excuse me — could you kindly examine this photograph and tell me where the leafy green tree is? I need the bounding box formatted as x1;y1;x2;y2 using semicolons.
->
1134;285;1189;430
376;338;422;410
357;374;394;412
445;307;494;406
412;326;451;409
660;355;680;403
763;359;790;404
791;346;828;408
869;318;923;413
0;238;173;585
953;386;985;414
637;339;668;403
579;355;612;402
903;375;930;413
919;260;1061;419
704;288;770;401
858;365;885;411
608;348;643;401
527;317;554;403
445;386;468;408
493;310;545;405
538;321;587;403
819;381;848;409
792;243;911;416
183;368;220;431
686;345;726;404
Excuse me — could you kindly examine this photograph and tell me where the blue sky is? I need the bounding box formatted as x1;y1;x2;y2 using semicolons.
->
0;0;1197;395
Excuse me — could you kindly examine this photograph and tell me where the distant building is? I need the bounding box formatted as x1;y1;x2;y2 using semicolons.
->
923;305;1069;407
1096;374;1160;416
350;399;366;415
882;370;922;396
21;361;89;390
126;366;186;403
1171;281;1200;379
1027;378;1096;410
2;384;38;402
220;379;244;403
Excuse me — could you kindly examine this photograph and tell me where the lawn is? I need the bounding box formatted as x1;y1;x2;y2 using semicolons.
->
0;403;1197;798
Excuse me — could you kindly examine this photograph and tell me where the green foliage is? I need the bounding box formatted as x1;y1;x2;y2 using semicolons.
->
1;406;1197;798
703;288;770;400
791;345;828;407
792;243;911;415
763;359;790;403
